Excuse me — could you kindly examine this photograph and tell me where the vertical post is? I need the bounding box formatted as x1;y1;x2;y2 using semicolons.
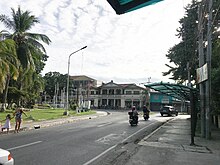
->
205;0;212;139
66;46;87;114
198;2;206;138
187;62;191;87
44;92;46;103
187;62;194;145
66;56;71;111
190;91;195;145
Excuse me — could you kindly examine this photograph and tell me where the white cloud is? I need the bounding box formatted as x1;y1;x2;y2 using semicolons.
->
0;0;192;84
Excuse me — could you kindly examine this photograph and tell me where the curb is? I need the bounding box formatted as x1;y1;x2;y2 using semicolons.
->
0;111;108;135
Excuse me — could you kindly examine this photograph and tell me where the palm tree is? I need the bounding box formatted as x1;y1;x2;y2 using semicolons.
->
0;6;51;108
0;38;19;111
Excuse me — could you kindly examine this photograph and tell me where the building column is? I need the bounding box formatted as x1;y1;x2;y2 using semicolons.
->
121;99;125;108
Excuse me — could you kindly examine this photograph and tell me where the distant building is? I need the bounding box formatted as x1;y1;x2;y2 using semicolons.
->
68;78;149;110
47;75;185;111
68;75;100;106
89;81;149;109
69;75;99;88
149;91;173;111
149;91;188;112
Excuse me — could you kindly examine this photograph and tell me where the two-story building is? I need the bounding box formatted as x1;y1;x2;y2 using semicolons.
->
67;76;149;109
71;78;149;110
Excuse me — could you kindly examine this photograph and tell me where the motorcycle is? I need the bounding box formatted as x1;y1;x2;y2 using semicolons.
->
143;112;149;120
128;111;138;126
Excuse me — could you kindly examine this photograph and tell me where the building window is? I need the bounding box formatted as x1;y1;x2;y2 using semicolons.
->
116;89;121;95
109;89;114;95
102;89;107;94
133;91;140;95
91;91;95;95
125;91;132;95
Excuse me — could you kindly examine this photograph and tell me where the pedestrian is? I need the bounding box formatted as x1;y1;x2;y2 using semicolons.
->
14;107;27;133
1;114;12;134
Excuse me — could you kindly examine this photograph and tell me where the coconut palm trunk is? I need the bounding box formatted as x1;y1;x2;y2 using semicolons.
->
1;75;10;111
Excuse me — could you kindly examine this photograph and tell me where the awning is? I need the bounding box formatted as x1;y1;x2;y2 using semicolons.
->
145;82;199;145
107;0;164;15
145;82;198;101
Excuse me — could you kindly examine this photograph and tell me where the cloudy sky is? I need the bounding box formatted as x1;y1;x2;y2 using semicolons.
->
0;0;192;84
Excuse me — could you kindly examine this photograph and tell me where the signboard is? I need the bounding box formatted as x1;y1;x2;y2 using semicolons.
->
196;63;208;84
161;98;169;104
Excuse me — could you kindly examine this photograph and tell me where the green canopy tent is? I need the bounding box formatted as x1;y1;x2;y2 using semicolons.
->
107;0;164;14
145;82;198;145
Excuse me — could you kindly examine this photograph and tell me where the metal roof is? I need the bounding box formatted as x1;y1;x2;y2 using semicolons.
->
107;0;164;14
145;82;198;101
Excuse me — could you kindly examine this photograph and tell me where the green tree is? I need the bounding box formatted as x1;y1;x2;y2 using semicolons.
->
211;38;220;114
43;72;67;100
163;0;220;113
0;38;19;111
163;1;199;83
0;6;51;109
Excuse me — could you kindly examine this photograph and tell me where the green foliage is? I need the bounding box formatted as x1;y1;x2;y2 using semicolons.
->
70;101;77;110
164;0;220;112
7;87;25;106
211;67;220;114
211;38;220;114
0;109;95;123
0;38;19;93
43;72;67;99
163;1;199;83
0;6;51;109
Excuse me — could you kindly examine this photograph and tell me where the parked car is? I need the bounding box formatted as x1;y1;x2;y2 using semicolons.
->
0;148;14;165
160;105;178;116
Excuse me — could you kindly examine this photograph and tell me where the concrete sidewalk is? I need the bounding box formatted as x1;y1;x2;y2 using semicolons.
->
126;115;220;165
0;111;107;135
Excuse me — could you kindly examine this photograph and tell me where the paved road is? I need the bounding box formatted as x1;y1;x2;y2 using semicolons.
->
0;111;172;165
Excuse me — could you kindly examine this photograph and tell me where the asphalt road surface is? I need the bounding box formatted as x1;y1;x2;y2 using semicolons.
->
0;110;171;165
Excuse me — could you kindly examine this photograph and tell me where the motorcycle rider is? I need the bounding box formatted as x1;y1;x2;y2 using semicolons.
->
131;106;138;121
143;105;150;119
142;105;149;113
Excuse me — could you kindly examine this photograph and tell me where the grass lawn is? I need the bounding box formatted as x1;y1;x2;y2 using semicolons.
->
0;109;96;124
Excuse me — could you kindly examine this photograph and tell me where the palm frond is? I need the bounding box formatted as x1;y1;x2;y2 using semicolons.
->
27;37;47;53
0;14;14;30
11;6;39;32
27;33;51;45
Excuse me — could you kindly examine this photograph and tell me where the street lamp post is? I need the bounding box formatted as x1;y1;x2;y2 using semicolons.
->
65;46;87;115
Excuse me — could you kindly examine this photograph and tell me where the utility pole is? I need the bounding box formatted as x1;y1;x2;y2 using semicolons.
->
187;61;195;145
205;0;212;139
198;2;205;138
66;46;87;113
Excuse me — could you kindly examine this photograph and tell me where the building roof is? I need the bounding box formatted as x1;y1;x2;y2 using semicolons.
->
107;0;164;15
69;75;95;81
145;82;198;101
100;80;147;90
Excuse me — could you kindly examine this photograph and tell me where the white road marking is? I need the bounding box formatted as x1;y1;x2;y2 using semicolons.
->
83;121;157;165
96;132;127;144
121;122;156;143
97;122;112;127
7;141;42;151
83;145;116;165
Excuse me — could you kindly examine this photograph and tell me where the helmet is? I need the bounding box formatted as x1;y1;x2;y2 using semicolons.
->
132;106;136;110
